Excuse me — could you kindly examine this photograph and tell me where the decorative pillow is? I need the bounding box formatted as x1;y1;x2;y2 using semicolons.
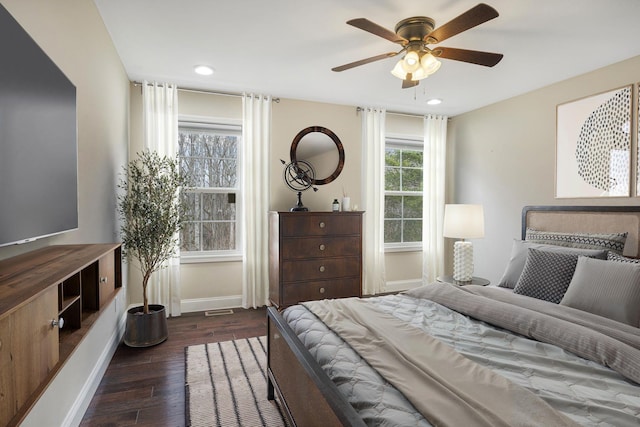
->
513;248;584;303
560;257;640;327
525;229;627;255
497;240;608;289
607;251;640;263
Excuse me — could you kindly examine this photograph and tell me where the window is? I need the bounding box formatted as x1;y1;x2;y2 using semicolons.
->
178;121;242;261
384;138;423;249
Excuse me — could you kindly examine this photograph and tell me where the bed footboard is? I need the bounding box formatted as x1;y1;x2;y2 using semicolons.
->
267;307;365;427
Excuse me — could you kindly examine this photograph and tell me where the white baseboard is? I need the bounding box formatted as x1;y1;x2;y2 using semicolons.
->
384;279;423;293
66;309;126;426
181;295;244;313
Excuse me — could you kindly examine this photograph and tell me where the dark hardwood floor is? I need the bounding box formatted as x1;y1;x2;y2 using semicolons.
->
80;307;267;427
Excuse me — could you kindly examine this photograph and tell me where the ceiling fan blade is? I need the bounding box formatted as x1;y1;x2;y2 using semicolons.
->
402;78;419;89
347;18;407;44
332;52;399;72
434;47;503;67
425;3;499;44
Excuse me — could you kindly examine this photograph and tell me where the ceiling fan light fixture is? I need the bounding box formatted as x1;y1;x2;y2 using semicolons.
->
391;60;408;79
411;66;429;81
392;58;429;81
401;51;420;72
420;53;441;75
392;50;442;83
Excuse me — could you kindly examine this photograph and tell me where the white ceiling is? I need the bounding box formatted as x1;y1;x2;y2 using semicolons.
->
93;0;640;117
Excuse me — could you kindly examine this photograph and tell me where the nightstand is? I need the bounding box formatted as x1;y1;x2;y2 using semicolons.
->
437;275;490;286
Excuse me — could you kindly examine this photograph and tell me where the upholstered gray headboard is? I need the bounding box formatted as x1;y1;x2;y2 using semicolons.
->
522;206;640;258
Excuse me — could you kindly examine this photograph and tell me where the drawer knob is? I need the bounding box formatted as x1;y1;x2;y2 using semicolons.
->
319;244;325;251
51;317;65;329
319;221;325;228
100;276;108;283
319;266;325;272
319;287;325;294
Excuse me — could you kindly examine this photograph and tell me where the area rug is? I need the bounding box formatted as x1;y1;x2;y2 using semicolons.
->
185;336;287;427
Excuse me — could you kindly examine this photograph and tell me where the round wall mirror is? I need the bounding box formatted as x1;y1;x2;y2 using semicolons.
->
290;126;345;185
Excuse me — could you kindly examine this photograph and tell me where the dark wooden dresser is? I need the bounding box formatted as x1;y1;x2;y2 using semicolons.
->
268;211;363;308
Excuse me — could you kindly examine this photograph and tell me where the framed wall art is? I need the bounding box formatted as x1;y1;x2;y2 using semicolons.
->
556;85;632;198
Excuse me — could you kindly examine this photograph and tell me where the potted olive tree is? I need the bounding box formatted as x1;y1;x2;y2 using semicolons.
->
117;150;187;347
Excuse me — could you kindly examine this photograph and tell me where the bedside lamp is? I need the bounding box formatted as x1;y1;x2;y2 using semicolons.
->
443;204;485;283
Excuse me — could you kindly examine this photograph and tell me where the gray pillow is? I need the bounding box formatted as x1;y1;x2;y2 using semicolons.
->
513;248;583;303
607;251;640;263
525;228;627;255
561;257;640;327
497;239;608;289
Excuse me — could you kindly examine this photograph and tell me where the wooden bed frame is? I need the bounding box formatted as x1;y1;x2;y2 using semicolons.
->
267;205;640;426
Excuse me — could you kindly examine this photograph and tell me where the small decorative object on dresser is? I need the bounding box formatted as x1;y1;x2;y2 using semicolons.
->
280;159;317;212
268;211;363;308
342;196;351;212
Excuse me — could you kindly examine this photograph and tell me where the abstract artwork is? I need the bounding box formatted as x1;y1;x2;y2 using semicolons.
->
556;86;631;198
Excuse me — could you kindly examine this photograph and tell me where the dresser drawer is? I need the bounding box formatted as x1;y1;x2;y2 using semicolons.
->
282;257;360;281
281;214;361;237
281;236;361;259
281;278;361;306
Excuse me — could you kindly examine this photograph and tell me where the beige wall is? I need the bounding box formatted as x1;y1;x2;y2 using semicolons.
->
0;0;130;425
448;55;640;284
270;99;362;212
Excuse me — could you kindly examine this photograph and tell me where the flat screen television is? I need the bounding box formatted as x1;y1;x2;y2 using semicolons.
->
0;4;78;247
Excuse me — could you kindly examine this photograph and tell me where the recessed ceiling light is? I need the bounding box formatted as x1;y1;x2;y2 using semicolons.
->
194;65;214;76
427;98;442;105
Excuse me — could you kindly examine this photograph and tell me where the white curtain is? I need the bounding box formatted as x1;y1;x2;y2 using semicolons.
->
142;81;181;316
361;108;387;295
422;114;448;283
241;94;271;308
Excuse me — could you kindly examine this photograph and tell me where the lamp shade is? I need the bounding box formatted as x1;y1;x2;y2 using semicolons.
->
420;53;441;75
402;51;420;73
443;204;484;239
391;60;408;79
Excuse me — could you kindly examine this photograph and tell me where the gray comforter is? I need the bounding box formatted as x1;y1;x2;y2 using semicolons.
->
282;284;640;426
406;283;640;384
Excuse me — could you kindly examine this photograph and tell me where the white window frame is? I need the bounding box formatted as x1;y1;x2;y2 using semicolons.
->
178;116;243;263
384;136;424;252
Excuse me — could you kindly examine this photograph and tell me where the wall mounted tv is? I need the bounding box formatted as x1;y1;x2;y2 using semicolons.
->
0;4;78;248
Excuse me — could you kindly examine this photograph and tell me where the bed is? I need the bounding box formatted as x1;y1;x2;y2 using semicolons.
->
266;205;640;426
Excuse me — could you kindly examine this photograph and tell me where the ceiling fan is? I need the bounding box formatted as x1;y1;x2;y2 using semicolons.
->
332;3;503;89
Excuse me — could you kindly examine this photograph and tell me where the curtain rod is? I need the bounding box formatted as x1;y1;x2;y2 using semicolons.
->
356;106;424;118
132;81;280;102
356;106;450;120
